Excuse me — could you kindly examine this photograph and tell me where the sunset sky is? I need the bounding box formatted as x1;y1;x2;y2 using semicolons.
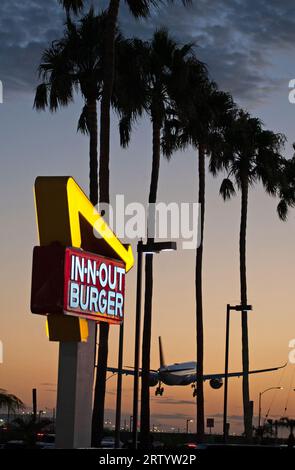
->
1;0;295;435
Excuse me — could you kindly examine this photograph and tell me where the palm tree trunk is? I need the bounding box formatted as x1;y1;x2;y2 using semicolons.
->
7;405;10;425
240;174;252;439
84;97;105;448
92;0;120;447
99;0;119;204
87;99;98;206
140;116;161;447
196;145;205;441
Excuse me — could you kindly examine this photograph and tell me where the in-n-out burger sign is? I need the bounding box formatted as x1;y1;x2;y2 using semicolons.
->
31;245;126;325
65;248;125;322
31;176;134;340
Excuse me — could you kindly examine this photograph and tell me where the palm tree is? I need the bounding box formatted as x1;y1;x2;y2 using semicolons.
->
118;30;204;446
12;416;53;448
163;79;235;440
0;389;24;423
34;11;127;446
276;147;295;221
59;0;190;202
59;0;192;447
34;10;116;205
217;110;285;439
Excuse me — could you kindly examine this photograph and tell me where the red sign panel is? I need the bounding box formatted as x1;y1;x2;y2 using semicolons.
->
63;248;125;324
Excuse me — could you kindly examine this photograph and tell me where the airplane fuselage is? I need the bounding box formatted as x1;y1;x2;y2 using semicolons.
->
159;361;197;386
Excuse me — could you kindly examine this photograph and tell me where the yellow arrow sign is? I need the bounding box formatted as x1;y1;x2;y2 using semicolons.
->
34;176;134;271
33;176;134;341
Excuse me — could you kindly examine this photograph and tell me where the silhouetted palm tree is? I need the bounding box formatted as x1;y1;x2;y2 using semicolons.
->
118;30;203;446
34;11;128;446
34;10;118;204
163;79;235;440
59;0;192;446
276;146;295;221
217;110;285;439
12;416;53;448
0;389;24;423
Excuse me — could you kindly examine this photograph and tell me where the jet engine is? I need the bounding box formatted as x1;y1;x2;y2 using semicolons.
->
209;378;223;390
149;372;159;387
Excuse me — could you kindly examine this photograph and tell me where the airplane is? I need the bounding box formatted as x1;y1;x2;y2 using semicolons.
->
107;337;287;396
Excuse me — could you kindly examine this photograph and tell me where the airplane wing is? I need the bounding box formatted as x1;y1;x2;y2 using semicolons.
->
107;367;158;377
107;367;137;376
107;363;287;384
202;363;287;381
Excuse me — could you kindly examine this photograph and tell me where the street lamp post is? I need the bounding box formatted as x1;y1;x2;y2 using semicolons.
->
258;387;283;429
132;240;143;449
129;415;133;433
132;240;177;449
223;303;252;442
186;419;193;434
114;320;124;448
129;415;133;432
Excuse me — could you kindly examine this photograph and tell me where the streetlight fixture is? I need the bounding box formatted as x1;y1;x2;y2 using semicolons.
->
223;303;253;442
186;419;193;434
132;239;177;449
258;387;283;429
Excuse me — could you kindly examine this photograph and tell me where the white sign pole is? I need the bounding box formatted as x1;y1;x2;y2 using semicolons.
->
55;322;95;448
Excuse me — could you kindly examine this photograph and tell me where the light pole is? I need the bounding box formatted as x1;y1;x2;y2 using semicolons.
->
32;388;37;423
186;419;193;434
223;303;252;442
132;240;177;449
258;387;283;429
114;320;124;448
129;415;133;433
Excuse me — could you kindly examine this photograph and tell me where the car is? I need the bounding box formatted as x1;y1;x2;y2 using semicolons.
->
100;436;123;449
3;440;26;449
36;433;55;449
177;442;207;450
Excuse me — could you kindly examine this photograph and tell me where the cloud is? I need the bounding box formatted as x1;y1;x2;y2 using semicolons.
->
0;0;64;95
39;382;56;386
119;0;292;104
151;396;195;406
151;412;190;421
210;413;244;422
0;0;294;104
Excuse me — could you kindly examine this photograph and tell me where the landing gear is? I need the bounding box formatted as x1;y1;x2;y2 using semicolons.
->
192;383;197;397
155;382;164;396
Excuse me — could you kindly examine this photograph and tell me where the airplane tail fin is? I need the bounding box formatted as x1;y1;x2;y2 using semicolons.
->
159;336;166;368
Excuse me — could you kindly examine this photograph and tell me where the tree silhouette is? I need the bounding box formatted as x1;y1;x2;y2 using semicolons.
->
217;110;285;439
163;78;235;440
59;0;192;446
118;30;206;446
34;10;122;204
0;389;24;424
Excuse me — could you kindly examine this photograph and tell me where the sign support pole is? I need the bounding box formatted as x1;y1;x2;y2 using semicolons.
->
55;322;96;448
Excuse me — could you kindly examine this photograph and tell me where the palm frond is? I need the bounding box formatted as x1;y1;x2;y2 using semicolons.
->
220;178;236;201
59;0;84;14
119;114;132;148
77;105;89;134
33;83;48;110
277;199;288;221
0;390;24;412
126;0;158;18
